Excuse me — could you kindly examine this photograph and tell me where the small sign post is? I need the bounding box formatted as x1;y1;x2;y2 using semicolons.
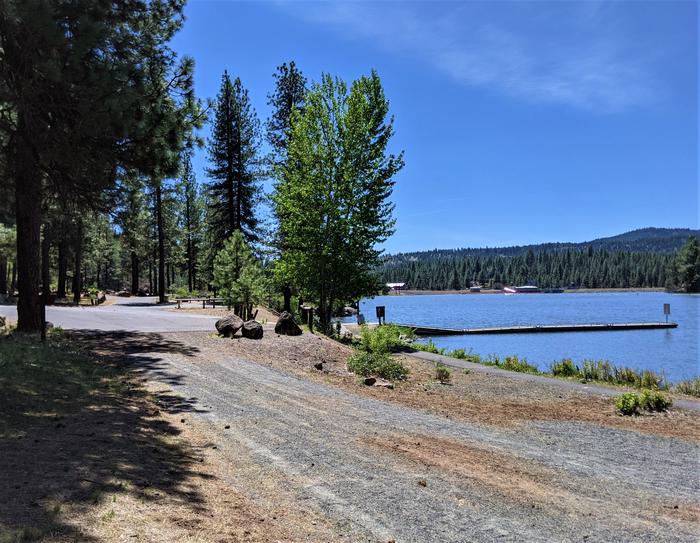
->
376;305;386;325
663;303;671;323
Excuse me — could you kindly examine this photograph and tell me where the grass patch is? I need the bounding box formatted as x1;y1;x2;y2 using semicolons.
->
484;355;539;374
673;377;700;397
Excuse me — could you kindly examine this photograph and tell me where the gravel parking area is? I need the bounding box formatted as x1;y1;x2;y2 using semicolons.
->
117;329;699;543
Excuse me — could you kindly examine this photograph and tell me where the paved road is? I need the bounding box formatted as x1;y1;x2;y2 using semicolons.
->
0;296;219;332
138;340;699;543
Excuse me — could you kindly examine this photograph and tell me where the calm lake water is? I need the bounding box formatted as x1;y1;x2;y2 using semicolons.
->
351;292;699;383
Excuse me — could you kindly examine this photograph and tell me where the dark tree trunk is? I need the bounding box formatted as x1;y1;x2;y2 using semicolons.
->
14;118;43;332
187;234;193;292
0;255;7;295
41;222;51;301
156;182;166;303
131;250;139;294
10;260;16;293
72;220;83;305
283;285;291;313
57;239;67;298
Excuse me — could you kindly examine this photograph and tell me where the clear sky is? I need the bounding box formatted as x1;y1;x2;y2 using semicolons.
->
171;0;699;254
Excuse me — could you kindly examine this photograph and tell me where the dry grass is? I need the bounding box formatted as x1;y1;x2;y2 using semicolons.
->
0;331;338;542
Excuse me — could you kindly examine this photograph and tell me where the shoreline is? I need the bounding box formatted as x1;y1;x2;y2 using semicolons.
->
387;287;668;296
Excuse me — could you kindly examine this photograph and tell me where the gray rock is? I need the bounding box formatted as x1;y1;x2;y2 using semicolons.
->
215;313;244;337
274;311;302;336
242;320;263;340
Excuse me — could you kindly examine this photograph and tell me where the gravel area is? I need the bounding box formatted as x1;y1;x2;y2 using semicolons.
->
119;330;700;543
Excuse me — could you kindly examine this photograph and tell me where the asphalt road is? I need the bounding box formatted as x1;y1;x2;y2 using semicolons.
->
0;296;219;332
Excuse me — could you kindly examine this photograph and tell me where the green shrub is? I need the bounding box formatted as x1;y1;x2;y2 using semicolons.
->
615;392;641;415
639;389;672;411
551;358;579;377
639;370;667;390
412;339;444;354
498;355;538;374
358;324;413;354
581;359;614;382
347;351;409;381
613;366;639;386
674;377;700;397
615;390;672;415
450;348;467;360
435;363;451;384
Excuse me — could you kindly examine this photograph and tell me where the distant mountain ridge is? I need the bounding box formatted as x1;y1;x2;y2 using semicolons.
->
380;228;698;290
386;228;700;261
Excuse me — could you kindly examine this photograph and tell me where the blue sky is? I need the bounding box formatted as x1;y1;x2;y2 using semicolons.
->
171;0;698;254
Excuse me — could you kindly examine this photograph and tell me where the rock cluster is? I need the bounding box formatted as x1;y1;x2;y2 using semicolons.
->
215;313;264;340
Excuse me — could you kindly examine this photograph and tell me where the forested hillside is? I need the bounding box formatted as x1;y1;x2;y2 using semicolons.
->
381;229;699;290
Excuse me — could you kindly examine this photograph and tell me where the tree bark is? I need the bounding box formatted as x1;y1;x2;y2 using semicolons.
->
131;250;139;294
72;220;83;305
14;116;43;332
156;182;166;303
0;255;7;295
57;239;67;298
283;285;291;313
10;260;16;293
41;222;51;301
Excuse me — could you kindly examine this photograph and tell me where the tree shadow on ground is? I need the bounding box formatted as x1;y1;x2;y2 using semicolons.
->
0;330;211;541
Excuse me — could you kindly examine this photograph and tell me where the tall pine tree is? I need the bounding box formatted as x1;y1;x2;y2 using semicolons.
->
205;72;261;256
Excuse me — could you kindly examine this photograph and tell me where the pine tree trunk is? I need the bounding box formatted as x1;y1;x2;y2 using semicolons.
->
283;285;291;312
57;239;67;298
10;260;16;293
41;222;51;301
14;118;43;332
156;182;166;303
187;234;193;292
131;250;139;294
0;256;7;295
72;220;83;305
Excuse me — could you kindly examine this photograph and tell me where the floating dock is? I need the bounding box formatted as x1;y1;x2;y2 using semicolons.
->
396;322;678;336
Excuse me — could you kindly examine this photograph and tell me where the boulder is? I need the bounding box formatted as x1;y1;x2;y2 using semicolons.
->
0;316;5;328
274;311;302;336
242;320;263;340
215;313;244;338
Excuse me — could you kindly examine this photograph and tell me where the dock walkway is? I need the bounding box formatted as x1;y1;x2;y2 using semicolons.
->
394;322;678;336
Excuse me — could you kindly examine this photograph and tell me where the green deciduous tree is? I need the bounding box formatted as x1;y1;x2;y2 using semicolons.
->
272;71;403;328
213;231;266;320
266;61;307;312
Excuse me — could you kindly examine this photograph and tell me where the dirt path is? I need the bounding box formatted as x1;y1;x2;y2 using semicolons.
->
117;331;699;543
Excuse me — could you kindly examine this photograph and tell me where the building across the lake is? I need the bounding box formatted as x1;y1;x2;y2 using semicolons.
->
386;282;408;291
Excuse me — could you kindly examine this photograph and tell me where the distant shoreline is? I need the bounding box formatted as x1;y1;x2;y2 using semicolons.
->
386;287;668;296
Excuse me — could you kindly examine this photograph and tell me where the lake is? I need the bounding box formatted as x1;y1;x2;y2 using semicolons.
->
350;292;699;383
